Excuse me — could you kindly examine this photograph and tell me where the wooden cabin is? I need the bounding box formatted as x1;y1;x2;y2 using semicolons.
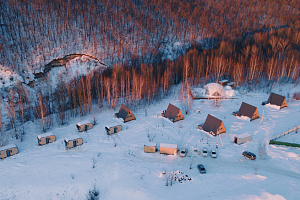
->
115;104;136;123
37;132;56;145
64;136;83;149
144;142;157;153
0;144;18;159
263;92;287;109
159;143;177;155
161;104;184;122
105;125;122;135
76;120;93;132
198;114;226;136
233;102;259;121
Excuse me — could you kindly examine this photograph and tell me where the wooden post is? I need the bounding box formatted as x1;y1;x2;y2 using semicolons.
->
261;108;265;124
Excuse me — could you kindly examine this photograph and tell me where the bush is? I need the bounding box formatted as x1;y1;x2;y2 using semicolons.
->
87;185;100;200
293;92;300;100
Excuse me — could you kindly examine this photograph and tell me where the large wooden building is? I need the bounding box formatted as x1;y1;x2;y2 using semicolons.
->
115;104;136;123
198;114;226;136
161;103;184;122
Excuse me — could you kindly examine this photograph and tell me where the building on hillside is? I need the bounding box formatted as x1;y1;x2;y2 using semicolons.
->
233;102;259;121
262;92;287;109
144;142;157;153
198;114;226;136
105;125;122;135
159;143;177;155
161;103;184;122
0;144;18;159
76;120;93;132
64;136;83;149
115;104;136;123
37;132;56;145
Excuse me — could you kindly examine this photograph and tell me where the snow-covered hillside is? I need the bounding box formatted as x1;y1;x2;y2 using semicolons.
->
0;83;300;200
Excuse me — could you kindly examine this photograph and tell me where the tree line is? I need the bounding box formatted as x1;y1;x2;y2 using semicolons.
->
0;0;299;75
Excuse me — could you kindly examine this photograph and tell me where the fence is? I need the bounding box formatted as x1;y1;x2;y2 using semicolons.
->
269;125;300;148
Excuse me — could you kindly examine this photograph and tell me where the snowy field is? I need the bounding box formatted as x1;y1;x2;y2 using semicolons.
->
1;83;300;200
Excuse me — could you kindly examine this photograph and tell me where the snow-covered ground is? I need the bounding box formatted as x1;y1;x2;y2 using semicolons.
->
1;84;300;200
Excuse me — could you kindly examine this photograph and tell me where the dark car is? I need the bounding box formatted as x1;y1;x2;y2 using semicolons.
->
197;164;206;174
242;151;256;160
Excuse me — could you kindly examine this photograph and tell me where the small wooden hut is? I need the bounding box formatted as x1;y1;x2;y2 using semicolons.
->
64;136;83;149
105;125;122;135
37;132;56;145
159;143;177;155
144;142;157;153
76;120;93;132
0;144;18;159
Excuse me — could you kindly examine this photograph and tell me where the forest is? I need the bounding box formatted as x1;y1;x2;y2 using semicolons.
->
0;0;300;143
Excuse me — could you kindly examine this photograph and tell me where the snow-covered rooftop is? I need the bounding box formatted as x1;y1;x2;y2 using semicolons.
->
37;132;55;139
160;143;177;149
236;133;251;138
64;135;82;142
0;144;17;151
76;120;92;126
144;142;156;147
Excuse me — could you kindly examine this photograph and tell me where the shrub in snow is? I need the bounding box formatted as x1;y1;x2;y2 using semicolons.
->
87;185;100;200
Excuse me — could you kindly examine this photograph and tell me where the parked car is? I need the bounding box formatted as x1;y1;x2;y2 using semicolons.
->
180;149;186;157
197;164;206;174
242;151;256;160
211;150;217;158
202;148;208;157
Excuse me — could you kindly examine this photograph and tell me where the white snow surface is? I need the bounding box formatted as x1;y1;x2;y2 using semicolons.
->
193;83;238;98
0;83;300;200
0;65;23;89
236;133;252;139
37;132;55;140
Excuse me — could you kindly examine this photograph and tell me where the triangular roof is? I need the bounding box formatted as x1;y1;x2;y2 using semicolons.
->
202;114;224;135
267;92;286;107
164;104;181;121
116;104;134;121
237;102;257;118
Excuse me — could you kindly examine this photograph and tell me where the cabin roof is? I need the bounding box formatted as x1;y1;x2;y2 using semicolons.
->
37;132;55;139
64;135;82;142
164;104;181;120
76;120;92;126
116;104;132;120
0;144;17;151
144;142;156;147
236;133;251;138
202;114;223;134
267;92;286;107
237;102;257;118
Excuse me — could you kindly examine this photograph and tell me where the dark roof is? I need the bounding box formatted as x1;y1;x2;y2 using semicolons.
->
164;104;181;121
116;104;131;120
267;92;286;107
237;102;257;118
202;114;223;135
